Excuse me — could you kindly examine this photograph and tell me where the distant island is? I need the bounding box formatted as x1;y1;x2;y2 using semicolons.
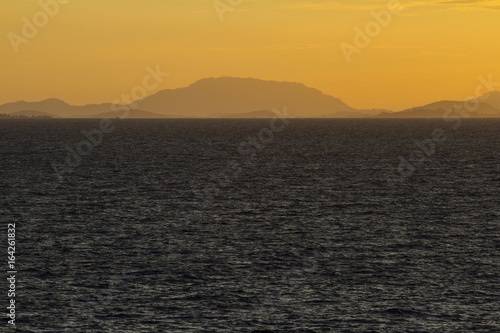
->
1;77;499;119
0;112;53;119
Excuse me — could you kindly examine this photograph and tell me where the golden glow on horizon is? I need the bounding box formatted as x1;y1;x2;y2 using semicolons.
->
1;0;499;111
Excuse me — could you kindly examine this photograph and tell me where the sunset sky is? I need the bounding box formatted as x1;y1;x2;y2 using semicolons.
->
1;0;499;111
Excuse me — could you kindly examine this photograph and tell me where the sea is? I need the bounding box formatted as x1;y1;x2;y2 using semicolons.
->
0;118;499;332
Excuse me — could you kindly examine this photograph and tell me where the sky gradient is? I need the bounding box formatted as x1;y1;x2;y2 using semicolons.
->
1;0;499;111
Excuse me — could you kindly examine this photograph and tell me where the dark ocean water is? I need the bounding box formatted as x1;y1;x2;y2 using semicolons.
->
1;119;499;332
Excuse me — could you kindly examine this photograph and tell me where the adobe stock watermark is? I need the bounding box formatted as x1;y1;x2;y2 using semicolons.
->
340;0;403;64
213;0;243;21
51;65;169;182
7;0;70;54
385;74;500;186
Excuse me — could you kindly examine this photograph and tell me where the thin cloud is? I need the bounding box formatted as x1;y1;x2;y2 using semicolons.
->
276;0;500;11
407;50;469;57
406;0;500;10
190;0;500;13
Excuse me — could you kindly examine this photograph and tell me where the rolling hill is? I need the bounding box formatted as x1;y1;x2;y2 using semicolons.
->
381;93;500;118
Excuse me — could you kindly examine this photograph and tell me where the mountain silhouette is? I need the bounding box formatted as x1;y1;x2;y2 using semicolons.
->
0;78;391;118
472;90;500;110
382;92;500;118
135;77;364;117
0;98;114;118
0;78;498;118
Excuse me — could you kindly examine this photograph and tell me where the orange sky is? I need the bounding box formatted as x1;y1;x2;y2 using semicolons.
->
1;0;499;111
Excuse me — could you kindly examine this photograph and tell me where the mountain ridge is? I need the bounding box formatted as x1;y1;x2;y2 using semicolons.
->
1;78;499;118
